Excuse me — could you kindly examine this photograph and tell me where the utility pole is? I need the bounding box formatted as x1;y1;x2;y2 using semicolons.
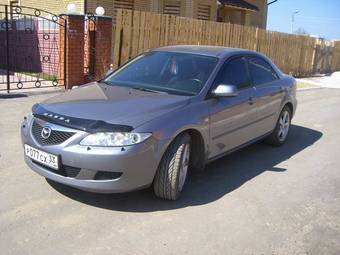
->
291;10;299;34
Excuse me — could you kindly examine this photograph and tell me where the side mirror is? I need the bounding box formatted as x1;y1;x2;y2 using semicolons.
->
211;84;238;97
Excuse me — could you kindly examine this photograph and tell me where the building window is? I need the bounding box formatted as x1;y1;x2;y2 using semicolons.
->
163;0;181;16
197;4;211;20
114;0;134;10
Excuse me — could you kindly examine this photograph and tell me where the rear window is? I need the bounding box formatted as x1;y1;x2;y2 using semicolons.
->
247;56;279;86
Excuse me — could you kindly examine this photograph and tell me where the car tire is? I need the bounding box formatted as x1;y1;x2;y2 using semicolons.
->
153;133;191;200
266;105;292;146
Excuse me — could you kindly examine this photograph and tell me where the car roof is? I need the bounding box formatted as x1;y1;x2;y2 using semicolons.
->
154;45;259;58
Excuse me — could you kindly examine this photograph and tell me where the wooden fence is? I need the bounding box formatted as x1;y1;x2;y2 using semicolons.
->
112;9;340;76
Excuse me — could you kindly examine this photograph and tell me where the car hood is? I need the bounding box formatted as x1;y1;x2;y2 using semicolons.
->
38;82;190;129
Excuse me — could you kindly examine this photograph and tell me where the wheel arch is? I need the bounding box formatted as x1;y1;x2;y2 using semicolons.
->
159;127;207;173
182;129;206;171
285;102;294;116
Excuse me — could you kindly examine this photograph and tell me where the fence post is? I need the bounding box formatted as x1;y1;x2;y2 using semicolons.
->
113;9;123;69
312;39;318;74
5;5;10;93
59;14;85;89
254;27;259;51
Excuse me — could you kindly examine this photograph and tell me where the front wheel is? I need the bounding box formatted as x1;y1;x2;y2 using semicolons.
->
153;133;191;200
266;106;292;146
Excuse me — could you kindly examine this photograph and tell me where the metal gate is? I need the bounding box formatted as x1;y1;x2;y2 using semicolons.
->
0;4;66;92
84;14;96;82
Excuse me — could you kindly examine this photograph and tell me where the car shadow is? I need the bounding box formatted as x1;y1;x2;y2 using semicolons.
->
47;125;322;212
0;93;28;99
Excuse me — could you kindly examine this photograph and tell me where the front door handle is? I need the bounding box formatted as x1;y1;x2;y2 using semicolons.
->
248;96;255;105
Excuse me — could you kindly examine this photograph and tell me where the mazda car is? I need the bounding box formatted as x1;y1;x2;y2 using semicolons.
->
21;45;297;200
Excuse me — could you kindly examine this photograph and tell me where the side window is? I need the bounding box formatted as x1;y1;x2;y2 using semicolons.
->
247;56;278;86
214;57;251;90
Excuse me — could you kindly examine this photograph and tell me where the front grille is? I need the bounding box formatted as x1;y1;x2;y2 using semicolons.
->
32;159;122;180
94;171;122;180
33;160;81;178
32;119;75;145
64;165;81;177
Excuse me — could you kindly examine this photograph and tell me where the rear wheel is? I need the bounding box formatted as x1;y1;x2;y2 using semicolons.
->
153;133;191;200
266;106;292;146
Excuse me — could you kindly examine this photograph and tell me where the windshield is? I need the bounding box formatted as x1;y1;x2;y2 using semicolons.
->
104;51;218;96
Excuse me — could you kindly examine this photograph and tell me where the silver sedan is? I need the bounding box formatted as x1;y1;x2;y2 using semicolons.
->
21;45;297;200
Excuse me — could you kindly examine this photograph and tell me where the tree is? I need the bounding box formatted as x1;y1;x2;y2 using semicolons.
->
294;27;309;36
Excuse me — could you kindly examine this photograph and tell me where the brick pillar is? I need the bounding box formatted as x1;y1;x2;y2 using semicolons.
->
92;16;113;80
59;15;85;89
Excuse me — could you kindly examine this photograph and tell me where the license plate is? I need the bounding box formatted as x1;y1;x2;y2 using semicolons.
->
24;144;59;170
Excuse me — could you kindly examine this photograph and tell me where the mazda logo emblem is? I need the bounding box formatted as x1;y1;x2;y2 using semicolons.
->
41;126;52;139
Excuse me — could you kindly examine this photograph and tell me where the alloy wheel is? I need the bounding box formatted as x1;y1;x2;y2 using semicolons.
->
278;110;290;142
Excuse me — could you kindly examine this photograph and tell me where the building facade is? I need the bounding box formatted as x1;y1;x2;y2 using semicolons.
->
0;0;85;15
0;0;267;28
86;0;219;22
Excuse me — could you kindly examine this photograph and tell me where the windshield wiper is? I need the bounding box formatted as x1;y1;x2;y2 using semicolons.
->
132;87;168;94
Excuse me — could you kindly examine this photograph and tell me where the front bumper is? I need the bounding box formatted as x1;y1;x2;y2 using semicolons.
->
21;116;165;193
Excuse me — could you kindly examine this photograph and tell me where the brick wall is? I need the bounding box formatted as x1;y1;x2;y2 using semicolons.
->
193;0;217;20
0;0;266;26
0;0;85;15
85;0;219;22
134;0;151;12
86;0;153;23
59;15;85;88
247;0;267;29
93;16;112;80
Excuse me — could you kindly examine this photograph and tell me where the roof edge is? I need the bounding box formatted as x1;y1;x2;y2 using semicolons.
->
218;0;259;12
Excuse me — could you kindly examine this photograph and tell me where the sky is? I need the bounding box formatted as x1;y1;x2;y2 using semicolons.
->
266;0;340;40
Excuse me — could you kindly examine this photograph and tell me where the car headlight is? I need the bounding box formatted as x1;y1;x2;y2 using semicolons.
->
80;132;152;147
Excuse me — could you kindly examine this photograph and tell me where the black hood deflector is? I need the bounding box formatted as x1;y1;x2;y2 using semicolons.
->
32;104;133;133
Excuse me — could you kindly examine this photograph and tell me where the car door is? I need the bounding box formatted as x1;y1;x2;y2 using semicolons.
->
246;56;283;136
208;56;257;159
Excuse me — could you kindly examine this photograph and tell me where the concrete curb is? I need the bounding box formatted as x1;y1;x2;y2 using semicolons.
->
297;87;323;91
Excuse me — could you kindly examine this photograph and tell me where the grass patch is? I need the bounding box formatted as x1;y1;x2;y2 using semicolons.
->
0;65;57;81
21;72;57;81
